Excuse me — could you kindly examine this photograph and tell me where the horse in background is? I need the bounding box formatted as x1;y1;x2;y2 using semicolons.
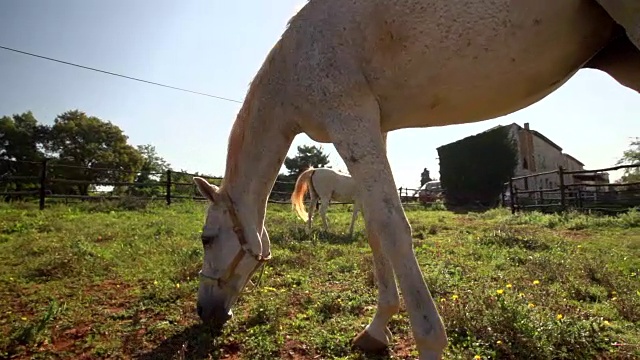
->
291;167;361;237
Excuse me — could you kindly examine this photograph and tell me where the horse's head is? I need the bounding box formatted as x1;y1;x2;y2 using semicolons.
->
192;177;271;331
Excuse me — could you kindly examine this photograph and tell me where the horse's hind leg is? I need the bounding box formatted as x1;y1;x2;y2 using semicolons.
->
307;192;318;234
322;97;446;359
318;196;331;232
584;35;640;92
348;200;359;238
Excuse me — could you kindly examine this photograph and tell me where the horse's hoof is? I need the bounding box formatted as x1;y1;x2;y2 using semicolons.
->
352;329;388;353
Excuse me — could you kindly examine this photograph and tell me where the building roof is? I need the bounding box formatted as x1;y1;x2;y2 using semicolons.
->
510;123;563;152
563;153;585;167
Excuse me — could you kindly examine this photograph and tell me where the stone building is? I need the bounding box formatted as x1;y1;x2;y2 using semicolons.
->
503;122;587;191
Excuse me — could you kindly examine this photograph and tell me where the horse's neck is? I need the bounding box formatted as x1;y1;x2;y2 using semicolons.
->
222;98;295;224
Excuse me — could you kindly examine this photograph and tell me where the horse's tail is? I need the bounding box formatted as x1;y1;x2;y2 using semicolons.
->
291;167;315;221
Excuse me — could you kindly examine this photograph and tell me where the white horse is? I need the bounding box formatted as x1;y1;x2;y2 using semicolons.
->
291;167;361;237
191;1;639;359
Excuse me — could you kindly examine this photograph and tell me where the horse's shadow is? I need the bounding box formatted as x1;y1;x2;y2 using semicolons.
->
134;323;399;360
134;324;223;360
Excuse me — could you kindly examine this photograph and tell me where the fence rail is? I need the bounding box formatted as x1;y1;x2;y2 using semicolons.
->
0;158;427;210
504;162;640;214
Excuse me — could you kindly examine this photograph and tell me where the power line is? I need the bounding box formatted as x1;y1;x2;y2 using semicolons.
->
0;45;243;104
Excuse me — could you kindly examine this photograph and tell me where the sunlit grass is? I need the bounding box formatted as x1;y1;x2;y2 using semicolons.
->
0;201;638;359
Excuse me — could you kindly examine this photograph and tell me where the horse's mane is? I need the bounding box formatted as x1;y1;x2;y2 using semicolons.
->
223;40;284;186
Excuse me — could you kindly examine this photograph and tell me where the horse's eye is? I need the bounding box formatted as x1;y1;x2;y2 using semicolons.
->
201;234;215;246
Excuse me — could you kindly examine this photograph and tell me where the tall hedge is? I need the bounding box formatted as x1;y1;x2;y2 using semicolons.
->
437;125;518;206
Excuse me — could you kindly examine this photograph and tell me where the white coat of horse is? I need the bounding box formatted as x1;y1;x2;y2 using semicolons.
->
191;1;640;359
291;167;361;237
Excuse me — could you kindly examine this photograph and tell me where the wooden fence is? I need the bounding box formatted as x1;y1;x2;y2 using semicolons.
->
504;163;640;214
0;159;425;210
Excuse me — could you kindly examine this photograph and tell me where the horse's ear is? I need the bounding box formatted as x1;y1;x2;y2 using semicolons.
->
193;177;221;203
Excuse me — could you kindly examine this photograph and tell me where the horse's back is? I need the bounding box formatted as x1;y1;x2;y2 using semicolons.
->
280;0;617;135
312;168;356;201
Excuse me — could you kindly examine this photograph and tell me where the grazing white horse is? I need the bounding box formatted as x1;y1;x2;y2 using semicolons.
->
291;167;361;237
191;0;639;359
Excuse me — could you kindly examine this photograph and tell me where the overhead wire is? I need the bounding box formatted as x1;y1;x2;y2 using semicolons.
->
0;45;243;104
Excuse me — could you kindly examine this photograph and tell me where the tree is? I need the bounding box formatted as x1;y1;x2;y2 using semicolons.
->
283;145;330;177
128;144;171;196
135;145;169;181
0;111;46;162
420;168;432;186
0;111;48;195
44;110;144;195
616;137;640;183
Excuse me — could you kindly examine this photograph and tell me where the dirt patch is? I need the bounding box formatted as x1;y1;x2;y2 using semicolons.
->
280;338;313;359
51;324;93;352
556;229;591;241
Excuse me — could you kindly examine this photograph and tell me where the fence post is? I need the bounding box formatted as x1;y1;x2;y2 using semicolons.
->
398;187;403;202
539;188;544;206
39;159;48;210
558;166;566;212
577;188;582;209
166;169;172;205
509;177;515;214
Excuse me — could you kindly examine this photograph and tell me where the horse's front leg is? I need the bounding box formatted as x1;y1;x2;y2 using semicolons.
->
323;99;447;359
353;229;399;350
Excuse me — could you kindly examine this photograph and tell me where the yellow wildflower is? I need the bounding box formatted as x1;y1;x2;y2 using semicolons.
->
175;283;180;289
496;289;504;295
21;317;27;321
611;297;617;301
518;292;525;298
603;320;611;326
533;280;540;285
528;303;535;309
556;314;563;320
451;294;459;301
474;355;482;360
153;280;158;285
440;298;446;303
506;284;513;289
496;340;503;345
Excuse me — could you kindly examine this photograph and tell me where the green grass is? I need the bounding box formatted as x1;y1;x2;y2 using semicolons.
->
0;200;639;359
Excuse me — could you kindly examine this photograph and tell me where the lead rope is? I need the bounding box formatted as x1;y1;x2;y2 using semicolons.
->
254;263;267;289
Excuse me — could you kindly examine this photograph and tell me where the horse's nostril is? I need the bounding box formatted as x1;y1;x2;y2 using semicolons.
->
197;304;203;318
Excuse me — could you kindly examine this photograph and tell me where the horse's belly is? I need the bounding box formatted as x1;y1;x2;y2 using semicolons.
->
362;0;617;130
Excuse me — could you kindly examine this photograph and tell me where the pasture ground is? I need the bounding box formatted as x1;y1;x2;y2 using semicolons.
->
0;200;639;360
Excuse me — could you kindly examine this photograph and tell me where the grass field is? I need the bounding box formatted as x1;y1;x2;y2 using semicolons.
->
0;200;639;360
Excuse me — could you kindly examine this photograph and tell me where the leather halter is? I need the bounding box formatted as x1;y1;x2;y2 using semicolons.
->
198;191;271;287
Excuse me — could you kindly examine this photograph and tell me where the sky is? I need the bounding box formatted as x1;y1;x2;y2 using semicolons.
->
1;0;639;189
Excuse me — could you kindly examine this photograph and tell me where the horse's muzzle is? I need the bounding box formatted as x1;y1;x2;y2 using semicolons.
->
197;301;233;329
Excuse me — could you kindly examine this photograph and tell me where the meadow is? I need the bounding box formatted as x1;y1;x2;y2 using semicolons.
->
0;200;638;360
